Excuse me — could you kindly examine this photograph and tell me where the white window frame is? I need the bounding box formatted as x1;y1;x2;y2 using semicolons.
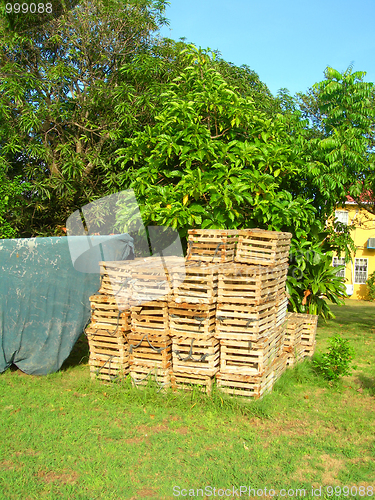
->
334;210;349;225
354;258;368;284
332;257;345;278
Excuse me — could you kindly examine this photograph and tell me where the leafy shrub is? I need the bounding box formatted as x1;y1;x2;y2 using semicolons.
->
314;334;356;381
366;271;375;301
286;238;347;320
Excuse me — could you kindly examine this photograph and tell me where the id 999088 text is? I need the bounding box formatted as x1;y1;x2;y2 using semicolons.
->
5;2;53;14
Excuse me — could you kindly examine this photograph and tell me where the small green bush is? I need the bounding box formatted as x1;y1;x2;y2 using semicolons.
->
366;271;375;301
314;334;356;381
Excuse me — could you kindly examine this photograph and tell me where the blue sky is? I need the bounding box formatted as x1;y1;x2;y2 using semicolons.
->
159;0;375;97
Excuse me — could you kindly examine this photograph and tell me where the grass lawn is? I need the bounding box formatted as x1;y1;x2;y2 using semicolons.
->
0;299;374;500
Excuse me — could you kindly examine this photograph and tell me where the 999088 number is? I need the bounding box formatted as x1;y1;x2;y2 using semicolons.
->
5;3;53;14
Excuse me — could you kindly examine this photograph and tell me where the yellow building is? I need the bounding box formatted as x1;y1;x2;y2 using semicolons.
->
332;196;375;300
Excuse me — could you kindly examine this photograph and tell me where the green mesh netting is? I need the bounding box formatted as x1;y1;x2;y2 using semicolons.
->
0;234;133;375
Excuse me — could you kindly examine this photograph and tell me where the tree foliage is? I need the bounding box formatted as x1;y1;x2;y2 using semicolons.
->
0;0;169;236
115;46;317;239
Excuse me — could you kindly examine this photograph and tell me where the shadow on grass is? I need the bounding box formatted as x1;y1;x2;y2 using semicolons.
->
60;333;89;371
357;373;375;396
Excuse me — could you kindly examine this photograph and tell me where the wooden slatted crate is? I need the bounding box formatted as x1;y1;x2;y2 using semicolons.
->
172;262;224;304
98;259;145;298
215;301;277;341
90;295;131;330
131;300;169;337
235;229;292;267
99;257;184;302
86;325;129;381
296;313;318;357
130;365;171;389
219;326;284;376
216;352;288;398
217;264;286;305
284;312;304;349
170;371;215;394
172;337;220;376
169;302;216;341
128;332;172;369
186;229;238;263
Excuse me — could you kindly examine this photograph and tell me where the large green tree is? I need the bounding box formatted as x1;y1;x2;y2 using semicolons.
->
295;66;375;217
115;45;317;240
0;0;169;236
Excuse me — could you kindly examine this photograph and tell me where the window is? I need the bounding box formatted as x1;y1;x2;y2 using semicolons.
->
334;211;349;225
332;257;345;278
354;258;368;284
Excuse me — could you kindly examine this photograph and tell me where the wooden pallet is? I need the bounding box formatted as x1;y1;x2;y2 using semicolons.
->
216;352;288;398
219;326;284;376
170;371;215;394
186;229;238;263
89;295;131;331
235;229;292;267
217;264;288;305
131;300;169;336
128;332;172;369
130;365;171;389
169;302;216;340
171;262;224;304
215;301;277;341
172;337;220;376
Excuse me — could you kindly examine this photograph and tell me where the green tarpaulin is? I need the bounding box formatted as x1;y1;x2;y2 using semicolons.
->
0;234;134;375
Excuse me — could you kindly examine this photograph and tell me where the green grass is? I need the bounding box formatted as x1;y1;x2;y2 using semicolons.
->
0;299;374;500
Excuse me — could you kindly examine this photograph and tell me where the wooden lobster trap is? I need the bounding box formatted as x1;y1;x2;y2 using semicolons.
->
284;312;304;349
170;371;215;394
172;336;220;376
86;325;129;381
215;301;277;342
131;300;169;337
235;229;292;267
186;229;238;263
130;365;171;390
169;302;216;341
219;326;284;376
171;262;224;304
296;313;318;357
217;263;288;305
216;352;287;399
89;294;131;330
128;332;172;370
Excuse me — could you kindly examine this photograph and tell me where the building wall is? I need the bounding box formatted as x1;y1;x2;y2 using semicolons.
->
333;204;375;300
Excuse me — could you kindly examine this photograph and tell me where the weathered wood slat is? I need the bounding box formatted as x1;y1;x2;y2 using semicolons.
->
215;301;277;341
235;229;292;267
219;326;284;376
172;337;219;376
170;371;215;394
216;352;287;398
171;262;224;304
186;229;238;263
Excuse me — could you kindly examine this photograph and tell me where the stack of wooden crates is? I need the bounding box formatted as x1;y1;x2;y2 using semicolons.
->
85;228;318;398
